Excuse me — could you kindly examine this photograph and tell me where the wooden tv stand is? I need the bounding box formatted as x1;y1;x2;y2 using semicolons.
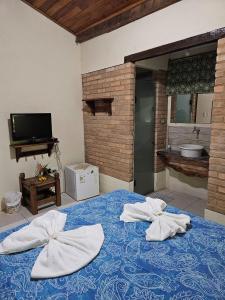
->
19;172;61;215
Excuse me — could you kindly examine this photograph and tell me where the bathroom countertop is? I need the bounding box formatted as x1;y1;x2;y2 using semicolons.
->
157;150;209;177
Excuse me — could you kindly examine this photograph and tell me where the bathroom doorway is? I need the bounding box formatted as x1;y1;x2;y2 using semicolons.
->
134;68;155;195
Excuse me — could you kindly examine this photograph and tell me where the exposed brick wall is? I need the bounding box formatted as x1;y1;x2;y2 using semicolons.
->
153;71;168;173
208;38;225;214
82;63;135;182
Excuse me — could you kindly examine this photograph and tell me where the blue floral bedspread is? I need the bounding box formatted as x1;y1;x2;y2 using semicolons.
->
0;190;225;300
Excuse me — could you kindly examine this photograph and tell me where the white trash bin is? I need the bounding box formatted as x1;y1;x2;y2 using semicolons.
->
4;192;22;214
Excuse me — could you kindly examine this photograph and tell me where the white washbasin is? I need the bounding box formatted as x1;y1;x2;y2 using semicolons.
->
179;144;204;158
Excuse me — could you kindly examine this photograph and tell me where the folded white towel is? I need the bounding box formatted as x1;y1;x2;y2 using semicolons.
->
120;197;190;241
0;210;104;279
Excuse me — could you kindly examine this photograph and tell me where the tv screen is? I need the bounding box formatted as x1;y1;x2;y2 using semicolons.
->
10;113;52;142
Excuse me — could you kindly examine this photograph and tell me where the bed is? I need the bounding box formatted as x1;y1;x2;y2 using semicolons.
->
0;189;225;300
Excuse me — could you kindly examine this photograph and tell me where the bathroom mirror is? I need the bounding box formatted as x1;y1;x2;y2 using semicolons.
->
170;93;213;124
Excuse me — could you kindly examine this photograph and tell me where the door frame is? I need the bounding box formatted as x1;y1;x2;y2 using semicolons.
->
124;27;225;63
126;27;225;194
134;67;156;194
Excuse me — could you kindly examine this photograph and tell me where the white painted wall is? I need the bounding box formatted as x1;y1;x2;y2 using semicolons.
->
154;171;166;191
100;174;134;194
81;0;225;73
0;0;84;208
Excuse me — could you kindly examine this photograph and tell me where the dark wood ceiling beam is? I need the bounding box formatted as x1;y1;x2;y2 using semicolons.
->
52;1;79;20
70;0;145;34
76;0;182;43
46;0;72;16
58;0;90;27
58;6;81;24
38;0;58;11
33;0;47;8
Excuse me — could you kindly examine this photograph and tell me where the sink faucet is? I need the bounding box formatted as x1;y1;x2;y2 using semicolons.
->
193;126;200;139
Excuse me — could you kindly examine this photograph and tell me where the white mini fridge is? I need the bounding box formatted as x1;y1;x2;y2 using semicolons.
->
65;163;99;201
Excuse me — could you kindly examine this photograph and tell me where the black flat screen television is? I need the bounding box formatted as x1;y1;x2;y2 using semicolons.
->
10;113;52;143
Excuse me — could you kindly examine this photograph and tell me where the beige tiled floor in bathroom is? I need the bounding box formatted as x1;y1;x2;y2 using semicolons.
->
148;189;207;217
0;189;207;233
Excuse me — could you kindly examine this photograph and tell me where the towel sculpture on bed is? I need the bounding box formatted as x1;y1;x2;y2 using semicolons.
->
120;197;191;241
0;210;104;279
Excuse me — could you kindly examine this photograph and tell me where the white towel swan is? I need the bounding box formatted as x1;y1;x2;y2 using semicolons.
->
0;210;104;279
120;197;191;241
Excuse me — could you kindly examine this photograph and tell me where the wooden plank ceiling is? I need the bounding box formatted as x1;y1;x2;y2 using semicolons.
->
21;0;181;43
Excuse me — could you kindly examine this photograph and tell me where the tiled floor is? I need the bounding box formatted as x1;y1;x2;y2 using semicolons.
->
149;189;207;217
0;193;76;233
0;189;207;233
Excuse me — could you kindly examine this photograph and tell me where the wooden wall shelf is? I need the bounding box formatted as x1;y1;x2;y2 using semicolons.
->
10;139;59;162
157;150;209;178
83;98;114;115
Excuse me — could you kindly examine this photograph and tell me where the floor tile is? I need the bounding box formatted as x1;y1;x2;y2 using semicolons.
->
149;191;174;203
169;198;193;210
0;193;77;227
25;205;59;221
19;205;33;219
0;210;26;228
0;190;207;231
0;220;27;234
150;189;207;216
61;193;77;206
185;200;206;217
167;199;188;210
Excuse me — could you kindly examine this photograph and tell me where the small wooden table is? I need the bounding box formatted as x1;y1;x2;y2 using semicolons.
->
19;173;61;215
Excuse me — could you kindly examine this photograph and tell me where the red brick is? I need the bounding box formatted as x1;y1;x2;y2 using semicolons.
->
82;63;135;182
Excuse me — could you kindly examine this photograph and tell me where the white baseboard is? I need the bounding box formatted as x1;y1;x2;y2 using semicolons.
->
99;173;133;194
154;171;166;191
204;209;225;226
100;171;166;195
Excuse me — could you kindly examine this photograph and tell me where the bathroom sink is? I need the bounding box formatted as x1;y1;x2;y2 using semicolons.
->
179;144;204;158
